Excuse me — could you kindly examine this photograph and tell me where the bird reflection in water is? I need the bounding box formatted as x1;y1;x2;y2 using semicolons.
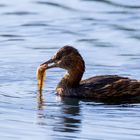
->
54;97;81;133
36;90;47;126
37;90;44;110
36;91;81;134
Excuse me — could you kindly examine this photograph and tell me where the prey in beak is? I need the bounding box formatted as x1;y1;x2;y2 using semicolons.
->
41;58;58;70
36;57;58;91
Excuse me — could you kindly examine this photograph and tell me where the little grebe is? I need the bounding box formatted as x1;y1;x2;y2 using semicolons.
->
41;45;140;103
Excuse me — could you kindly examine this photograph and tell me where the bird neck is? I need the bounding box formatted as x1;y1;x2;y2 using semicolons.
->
57;66;84;90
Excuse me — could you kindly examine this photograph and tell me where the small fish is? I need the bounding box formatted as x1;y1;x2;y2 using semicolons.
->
36;64;48;91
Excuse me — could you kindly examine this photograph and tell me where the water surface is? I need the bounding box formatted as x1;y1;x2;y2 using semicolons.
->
0;0;140;139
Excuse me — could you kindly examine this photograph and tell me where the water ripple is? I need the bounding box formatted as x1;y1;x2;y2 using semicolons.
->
21;23;48;27
0;4;7;7
0;34;22;38
82;0;140;9
111;24;138;32
35;1;78;12
3;11;37;15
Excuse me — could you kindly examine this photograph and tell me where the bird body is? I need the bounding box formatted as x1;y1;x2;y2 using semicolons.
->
41;46;140;103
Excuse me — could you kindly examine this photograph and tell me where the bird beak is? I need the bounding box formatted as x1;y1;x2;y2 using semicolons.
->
41;58;57;69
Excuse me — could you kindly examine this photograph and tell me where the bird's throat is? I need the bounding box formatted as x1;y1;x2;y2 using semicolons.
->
56;68;84;94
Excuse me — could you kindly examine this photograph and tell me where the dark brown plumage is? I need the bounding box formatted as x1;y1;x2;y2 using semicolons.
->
42;45;140;103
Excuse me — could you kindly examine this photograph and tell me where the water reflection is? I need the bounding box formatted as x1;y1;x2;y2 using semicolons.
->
56;97;81;133
36;91;47;126
37;93;81;134
37;90;44;110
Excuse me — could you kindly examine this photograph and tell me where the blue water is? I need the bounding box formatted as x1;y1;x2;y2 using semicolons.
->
0;0;140;139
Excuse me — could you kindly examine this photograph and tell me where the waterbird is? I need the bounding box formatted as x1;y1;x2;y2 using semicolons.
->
41;45;140;103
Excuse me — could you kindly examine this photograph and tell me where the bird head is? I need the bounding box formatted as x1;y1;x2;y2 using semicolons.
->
41;45;85;72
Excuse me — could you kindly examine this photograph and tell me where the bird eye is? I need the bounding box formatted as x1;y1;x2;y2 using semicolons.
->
55;51;65;60
55;54;61;60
